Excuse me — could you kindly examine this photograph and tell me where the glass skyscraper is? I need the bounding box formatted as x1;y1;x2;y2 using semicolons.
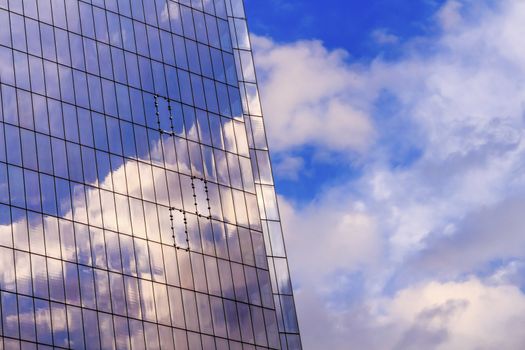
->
0;0;300;349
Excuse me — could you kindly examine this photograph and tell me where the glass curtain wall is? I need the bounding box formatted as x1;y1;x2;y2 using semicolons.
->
221;1;301;348
0;0;300;349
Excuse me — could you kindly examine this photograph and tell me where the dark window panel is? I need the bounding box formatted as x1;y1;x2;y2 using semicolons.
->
205;14;220;49
100;190;116;230
109;271;127;315
130;0;145;21
24;169;41;212
173;35;188;69
98;43;114;80
55;28;71;66
83;37;100;76
40;23;56;61
51;0;67;29
63;261;81;306
75;223;93;265
23;0;38;19
28;212;45;255
31;254;49;298
160;30;175;66
193;10;208;44
67;305;85;349
0;47;15;85
79;2;95;38
125;276;142;319
152;61;167;96
2;291;20;338
43;215;61;259
87;74;104;113
94;7;109;43
65;0;81;33
0;10;11;46
84;184;101;226
0;247;16;291
138;56;154;91
11;12;27;52
59;219;75;262
98;312;116;349
69;33;85;71
11;207;28;251
196;292;213;334
153;282;171;325
117;0;131;17
48;258;66;302
120;15;136;52
83;308;102;349
107;11;122;47
9;0;22;14
40;173;57;216
29;56;46;95
114;315;132;350
111;47;127;84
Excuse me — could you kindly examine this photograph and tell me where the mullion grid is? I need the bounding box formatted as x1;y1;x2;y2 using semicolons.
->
0;204;279;348
0;11;252;188
0;83;256;197
183;5;243;348
96;6;138;345
33;1;64;347
223;3;283;349
7;0;240;88
0;12;247;179
48;0;90;346
0;0;280;348
194;4;273;346
6;4;27;346
223;0;302;348
0;9;241;122
117;0;157;346
9;1;72;347
0;161;273;293
0;155;262;256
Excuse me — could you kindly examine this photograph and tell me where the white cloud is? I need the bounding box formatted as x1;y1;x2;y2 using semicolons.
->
280;193;381;285
294;276;525;350
437;0;463;29
252;36;376;153
274;155;305;180
253;0;525;348
378;278;525;350
371;28;400;45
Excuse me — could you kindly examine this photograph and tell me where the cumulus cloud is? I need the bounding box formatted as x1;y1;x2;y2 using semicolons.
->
293;275;525;350
381;278;525;350
407;194;525;279
253;0;525;348
279;193;381;284
252;36;376;153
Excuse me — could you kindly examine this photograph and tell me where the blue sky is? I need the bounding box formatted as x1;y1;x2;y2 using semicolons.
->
246;0;447;58
244;1;525;349
245;0;448;202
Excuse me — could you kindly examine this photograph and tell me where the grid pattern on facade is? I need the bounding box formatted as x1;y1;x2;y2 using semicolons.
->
0;0;300;349
221;2;301;349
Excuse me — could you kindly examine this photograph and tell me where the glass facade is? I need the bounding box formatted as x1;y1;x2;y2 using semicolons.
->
0;0;300;349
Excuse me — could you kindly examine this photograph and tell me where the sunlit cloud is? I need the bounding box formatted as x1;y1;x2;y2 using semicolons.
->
253;0;525;348
252;36;376;154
